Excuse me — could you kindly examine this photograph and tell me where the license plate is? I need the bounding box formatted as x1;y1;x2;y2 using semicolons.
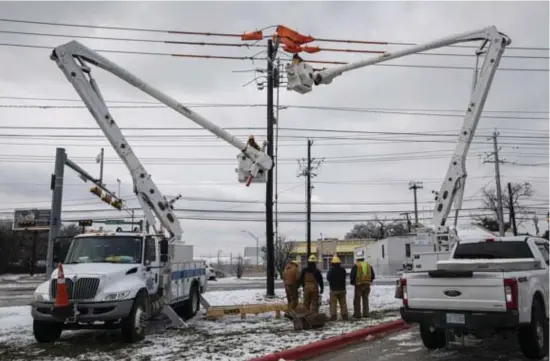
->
446;313;465;325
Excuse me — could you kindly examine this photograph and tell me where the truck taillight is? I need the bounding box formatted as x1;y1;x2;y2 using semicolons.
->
485;238;496;242
401;278;408;306
503;278;518;310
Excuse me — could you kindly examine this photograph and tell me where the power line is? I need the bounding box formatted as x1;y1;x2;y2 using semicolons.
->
0;42;547;72
0;28;548;60
0;18;547;51
1;96;548;114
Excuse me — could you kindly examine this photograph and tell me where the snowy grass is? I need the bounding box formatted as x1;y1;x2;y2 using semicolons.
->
0;285;401;361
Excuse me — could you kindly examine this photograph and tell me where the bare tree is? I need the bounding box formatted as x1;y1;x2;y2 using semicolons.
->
345;216;409;240
262;235;295;278
480;182;534;227
234;255;245;279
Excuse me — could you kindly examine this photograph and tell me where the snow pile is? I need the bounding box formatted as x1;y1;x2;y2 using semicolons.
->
0;285;401;361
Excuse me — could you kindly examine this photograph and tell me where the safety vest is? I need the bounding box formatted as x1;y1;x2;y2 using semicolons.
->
355;261;372;285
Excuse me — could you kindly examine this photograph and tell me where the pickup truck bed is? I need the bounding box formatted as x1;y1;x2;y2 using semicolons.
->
399;236;549;360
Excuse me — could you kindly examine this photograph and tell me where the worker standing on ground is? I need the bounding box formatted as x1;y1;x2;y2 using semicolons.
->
350;251;375;318
283;256;301;312
326;254;348;321
299;255;323;313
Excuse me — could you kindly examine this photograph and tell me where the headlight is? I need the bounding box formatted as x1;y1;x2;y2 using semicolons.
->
33;293;49;302
103;291;130;301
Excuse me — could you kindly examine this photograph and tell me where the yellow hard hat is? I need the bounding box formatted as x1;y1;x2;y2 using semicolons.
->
248;135;255;140
331;255;341;264
292;256;300;264
308;255;317;262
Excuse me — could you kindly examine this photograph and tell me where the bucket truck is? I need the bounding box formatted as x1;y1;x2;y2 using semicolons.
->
286;25;511;270
30;40;273;344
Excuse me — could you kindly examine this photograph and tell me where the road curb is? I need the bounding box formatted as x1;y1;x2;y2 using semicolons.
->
248;318;409;361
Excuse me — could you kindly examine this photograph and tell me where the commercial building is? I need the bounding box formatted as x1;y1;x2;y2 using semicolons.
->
289;238;375;270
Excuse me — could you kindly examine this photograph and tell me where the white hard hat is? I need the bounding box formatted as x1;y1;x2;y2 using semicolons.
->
356;251;364;258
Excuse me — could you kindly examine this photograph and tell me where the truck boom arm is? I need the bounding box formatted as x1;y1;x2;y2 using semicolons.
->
288;26;510;246
51;41;273;242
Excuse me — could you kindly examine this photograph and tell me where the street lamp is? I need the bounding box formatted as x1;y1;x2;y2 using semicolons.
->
242;230;261;266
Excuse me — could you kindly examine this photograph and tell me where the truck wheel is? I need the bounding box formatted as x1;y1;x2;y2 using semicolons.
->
419;323;447;349
33;320;62;343
518;299;549;359
182;283;200;320
121;293;148;343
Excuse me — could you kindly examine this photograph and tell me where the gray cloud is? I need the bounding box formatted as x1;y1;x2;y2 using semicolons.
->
0;1;548;256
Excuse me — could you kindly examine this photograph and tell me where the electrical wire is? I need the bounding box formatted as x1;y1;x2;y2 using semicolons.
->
1;96;548;114
0;18;547;51
0;42;547;72
0;29;548;60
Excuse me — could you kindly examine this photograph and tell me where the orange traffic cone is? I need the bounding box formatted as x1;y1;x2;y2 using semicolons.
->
52;263;73;319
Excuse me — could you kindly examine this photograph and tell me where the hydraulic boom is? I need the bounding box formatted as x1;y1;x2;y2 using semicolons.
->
287;26;511;250
50;41;273;242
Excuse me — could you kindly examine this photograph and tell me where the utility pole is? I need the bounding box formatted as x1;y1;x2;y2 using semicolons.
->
408;181;423;227
265;38;279;297
46;147;66;279
400;212;412;233
483;131;506;236
297;139;324;260
508;182;517;236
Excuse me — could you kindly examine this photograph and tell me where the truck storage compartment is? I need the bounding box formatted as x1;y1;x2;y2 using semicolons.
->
437;258;541;272
406;272;507;312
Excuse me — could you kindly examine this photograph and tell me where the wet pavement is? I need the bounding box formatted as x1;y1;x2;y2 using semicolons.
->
308;327;547;361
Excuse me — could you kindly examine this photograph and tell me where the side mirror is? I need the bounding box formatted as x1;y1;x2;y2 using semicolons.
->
159;238;169;263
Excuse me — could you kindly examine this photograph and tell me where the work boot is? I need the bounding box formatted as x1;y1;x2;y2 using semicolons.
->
329;315;337;321
342;314;349;321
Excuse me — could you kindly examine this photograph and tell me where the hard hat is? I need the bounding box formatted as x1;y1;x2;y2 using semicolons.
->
248;135;255;140
356;250;365;259
331;255;341;264
308;255;317;262
292;256;301;264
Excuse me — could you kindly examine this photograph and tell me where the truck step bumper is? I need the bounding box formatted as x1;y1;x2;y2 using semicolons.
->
400;306;520;330
31;300;134;323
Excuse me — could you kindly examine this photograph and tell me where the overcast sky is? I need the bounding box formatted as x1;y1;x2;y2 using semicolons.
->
0;1;548;258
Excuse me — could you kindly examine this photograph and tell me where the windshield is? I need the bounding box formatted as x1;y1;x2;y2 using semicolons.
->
65;236;143;264
454;241;533;260
536;242;549;265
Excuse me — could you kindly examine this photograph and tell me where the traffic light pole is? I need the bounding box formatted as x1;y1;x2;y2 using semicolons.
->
46;147;124;278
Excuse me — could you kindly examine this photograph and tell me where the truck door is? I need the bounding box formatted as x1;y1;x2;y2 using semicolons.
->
144;236;160;294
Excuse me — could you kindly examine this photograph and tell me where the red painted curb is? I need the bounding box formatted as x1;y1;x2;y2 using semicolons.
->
248;319;408;361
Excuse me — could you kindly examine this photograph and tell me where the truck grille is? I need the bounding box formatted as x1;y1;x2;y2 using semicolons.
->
50;277;100;300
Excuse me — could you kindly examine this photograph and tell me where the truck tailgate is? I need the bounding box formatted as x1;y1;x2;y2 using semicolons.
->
406;272;507;312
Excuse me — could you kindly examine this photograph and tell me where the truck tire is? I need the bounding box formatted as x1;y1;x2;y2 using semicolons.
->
33;320;62;343
121;292;148;343
182;283;200;320
518;299;549;359
419;323;447;350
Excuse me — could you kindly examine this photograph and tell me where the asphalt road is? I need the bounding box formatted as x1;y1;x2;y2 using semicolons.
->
0;277;396;308
308;327;547;361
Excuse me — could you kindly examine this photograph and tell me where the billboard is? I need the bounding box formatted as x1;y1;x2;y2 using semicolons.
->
12;208;52;231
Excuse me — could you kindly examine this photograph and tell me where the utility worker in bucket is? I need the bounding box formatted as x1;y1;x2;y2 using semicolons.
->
283;256;301;311
299;255;324;313
326;254;348;321
247;135;261;151
350;251;375;318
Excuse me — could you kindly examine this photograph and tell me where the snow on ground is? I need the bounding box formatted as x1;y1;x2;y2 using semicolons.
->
0;285;402;361
0;274;45;290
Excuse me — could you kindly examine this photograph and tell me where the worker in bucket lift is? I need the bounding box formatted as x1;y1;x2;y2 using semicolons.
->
350;251;375;318
283;256;301;312
247;135;261;151
326;254;348;321
299;255;324;313
291;53;304;65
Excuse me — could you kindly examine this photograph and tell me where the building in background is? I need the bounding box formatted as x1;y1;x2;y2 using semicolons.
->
290;238;375;270
354;235;417;277
243;246;265;266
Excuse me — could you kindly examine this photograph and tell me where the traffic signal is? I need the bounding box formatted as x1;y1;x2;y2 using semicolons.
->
111;199;123;210
90;186;102;197
79;219;93;227
89;185;123;211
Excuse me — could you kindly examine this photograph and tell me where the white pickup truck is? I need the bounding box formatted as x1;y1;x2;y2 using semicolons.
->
31;231;207;343
400;236;549;359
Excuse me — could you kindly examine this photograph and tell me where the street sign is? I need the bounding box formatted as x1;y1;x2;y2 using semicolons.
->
104;219;127;225
13;208;51;231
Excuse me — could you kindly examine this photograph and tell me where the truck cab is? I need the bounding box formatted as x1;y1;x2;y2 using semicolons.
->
31;231;206;343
